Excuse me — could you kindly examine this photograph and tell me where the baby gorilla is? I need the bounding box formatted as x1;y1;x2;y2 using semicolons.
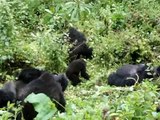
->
19;72;66;120
107;64;158;87
68;27;87;44
67;27;93;62
69;42;93;62
66;59;90;86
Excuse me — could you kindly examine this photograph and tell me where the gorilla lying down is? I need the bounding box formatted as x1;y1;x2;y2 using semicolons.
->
108;64;160;87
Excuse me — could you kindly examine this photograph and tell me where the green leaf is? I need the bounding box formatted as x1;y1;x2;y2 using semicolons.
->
24;93;57;120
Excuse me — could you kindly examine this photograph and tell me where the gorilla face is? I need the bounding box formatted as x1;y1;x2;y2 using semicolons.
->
66;59;90;86
108;64;152;87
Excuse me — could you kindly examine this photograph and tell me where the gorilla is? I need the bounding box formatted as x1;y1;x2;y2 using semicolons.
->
67;27;93;62
66;59;90;86
69;42;93;62
18;72;66;120
0;69;68;120
68;27;87;44
17;68;68;92
107;64;160;87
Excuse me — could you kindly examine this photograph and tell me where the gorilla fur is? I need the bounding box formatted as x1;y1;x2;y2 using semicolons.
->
67;27;93;62
68;27;86;44
69;42;93;62
107;64;156;87
18;72;66;120
17;68;68;92
17;68;42;83
66;59;90;86
53;74;68;92
0;71;67;120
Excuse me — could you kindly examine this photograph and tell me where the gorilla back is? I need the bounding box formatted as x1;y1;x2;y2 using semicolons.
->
19;72;66;120
108;64;152;87
66;59;90;86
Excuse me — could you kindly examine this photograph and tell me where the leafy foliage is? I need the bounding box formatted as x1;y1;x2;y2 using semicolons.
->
0;0;160;119
24;93;57;120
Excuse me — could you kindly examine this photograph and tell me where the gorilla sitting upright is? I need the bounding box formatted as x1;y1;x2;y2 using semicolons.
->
107;64;160;87
67;27;93;62
18;72;66;120
66;59;90;86
68;27;87;44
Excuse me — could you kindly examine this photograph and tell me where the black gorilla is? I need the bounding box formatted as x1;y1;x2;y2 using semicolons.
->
17;68;68;92
107;64;159;87
66;59;90;86
0;69;68;120
68;27;87;44
18;72;66;120
69;42;93;62
67;27;93;62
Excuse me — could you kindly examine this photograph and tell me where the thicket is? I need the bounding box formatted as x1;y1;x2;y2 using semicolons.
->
0;0;160;119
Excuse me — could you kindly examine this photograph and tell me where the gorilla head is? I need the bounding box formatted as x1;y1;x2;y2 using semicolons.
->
53;74;68;92
18;68;42;83
107;64;154;87
69;42;93;62
19;72;66;120
66;59;90;86
68;27;86;45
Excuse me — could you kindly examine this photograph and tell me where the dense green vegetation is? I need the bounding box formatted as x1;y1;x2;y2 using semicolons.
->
0;0;160;119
